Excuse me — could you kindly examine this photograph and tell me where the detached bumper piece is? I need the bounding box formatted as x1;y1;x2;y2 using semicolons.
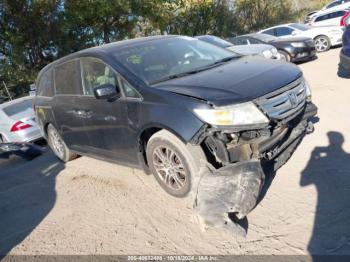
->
194;160;264;234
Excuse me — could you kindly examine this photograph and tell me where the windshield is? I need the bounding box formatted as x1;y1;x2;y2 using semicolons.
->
196;35;233;48
112;37;237;84
3;99;33;117
290;23;311;31
252;34;277;42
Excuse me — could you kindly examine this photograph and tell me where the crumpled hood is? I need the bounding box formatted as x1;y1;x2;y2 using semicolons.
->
153;56;302;106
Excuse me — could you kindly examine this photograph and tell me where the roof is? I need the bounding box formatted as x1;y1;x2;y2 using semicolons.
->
36;35;178;79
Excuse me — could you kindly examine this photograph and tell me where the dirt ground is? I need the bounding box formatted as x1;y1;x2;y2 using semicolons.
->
1;48;350;255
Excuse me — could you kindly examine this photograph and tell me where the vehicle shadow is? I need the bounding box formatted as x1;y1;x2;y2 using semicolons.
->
0;151;64;257
300;131;350;255
337;63;350;79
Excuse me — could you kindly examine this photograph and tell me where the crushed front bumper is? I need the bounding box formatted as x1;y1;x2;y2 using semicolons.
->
192;102;317;230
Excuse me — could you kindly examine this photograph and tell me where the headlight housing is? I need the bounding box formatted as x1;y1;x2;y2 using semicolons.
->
291;42;306;48
262;49;273;59
193;102;269;127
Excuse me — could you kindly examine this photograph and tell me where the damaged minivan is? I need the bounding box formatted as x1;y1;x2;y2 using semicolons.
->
35;36;317;221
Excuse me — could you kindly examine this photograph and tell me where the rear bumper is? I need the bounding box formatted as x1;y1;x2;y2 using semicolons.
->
340;51;350;70
4;128;43;143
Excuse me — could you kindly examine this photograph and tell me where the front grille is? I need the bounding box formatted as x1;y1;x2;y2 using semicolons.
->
255;77;307;121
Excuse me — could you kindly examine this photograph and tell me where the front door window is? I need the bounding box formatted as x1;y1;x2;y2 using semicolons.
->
80;58;118;96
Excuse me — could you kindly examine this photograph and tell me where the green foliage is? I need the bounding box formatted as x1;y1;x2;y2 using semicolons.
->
0;0;321;97
235;0;296;33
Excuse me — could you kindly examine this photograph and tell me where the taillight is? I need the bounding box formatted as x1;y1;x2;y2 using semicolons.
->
341;12;350;27
10;121;32;132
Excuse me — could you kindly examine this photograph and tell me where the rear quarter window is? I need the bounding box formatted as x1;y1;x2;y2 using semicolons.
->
54;60;82;95
2;99;33;117
37;68;54;97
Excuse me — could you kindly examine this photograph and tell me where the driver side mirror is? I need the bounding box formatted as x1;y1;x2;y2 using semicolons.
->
93;84;120;100
291;31;297;36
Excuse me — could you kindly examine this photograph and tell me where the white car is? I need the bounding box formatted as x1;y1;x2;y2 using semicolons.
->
308;7;350;27
0;96;42;143
306;0;350;23
322;0;350;11
259;23;344;52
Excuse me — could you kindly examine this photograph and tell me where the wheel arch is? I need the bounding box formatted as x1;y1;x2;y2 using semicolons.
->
137;124;191;171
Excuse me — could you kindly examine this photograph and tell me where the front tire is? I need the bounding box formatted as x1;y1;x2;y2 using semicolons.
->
47;124;77;162
314;35;331;52
146;130;206;198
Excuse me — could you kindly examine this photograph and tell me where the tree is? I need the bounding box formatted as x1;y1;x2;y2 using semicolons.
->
235;0;296;33
0;0;63;95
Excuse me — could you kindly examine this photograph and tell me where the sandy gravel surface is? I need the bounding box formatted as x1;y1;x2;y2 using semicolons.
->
1;48;350;255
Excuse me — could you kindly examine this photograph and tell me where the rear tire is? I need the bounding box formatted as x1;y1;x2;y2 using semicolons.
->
146;130;206;198
47;124;77;162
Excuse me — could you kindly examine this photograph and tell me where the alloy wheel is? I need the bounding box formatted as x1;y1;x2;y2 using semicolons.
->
48;128;65;159
315;37;330;52
152;146;187;191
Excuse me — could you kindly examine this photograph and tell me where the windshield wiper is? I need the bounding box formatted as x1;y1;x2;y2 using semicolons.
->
150;56;240;85
150;70;200;85
213;56;239;65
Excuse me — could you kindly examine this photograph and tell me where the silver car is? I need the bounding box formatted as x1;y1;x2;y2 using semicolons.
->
0;96;42;143
196;35;281;60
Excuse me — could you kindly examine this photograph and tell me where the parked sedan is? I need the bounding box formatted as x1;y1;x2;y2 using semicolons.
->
340;15;350;69
259;23;344;52
229;33;316;62
196;35;281;60
0;96;42;143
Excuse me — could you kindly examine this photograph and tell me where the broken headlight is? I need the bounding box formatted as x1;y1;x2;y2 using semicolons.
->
194;102;269;127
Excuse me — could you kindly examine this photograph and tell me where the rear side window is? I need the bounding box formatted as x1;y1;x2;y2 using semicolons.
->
37;68;54;97
3;99;33;117
275;27;294;37
316;11;345;21
316;14;329;22
231;37;248;45
261;29;275;36
326;1;342;9
54;60;82;95
247;38;261;44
